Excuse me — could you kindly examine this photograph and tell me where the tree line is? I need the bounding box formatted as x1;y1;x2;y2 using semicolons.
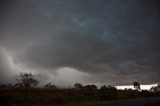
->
0;72;160;106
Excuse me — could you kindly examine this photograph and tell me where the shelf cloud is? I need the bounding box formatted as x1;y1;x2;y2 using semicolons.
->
0;0;160;86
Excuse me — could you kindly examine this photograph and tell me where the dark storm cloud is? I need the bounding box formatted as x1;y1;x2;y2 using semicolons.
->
0;0;160;85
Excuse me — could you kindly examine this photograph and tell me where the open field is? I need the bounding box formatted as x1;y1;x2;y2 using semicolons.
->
0;87;160;106
94;97;160;106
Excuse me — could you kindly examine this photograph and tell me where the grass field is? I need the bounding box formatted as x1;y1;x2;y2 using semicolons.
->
94;97;160;106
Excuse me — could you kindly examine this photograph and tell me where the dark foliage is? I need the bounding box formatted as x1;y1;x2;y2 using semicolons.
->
0;73;160;105
15;73;39;88
74;83;83;90
99;85;118;100
133;82;141;90
43;83;56;89
150;84;160;92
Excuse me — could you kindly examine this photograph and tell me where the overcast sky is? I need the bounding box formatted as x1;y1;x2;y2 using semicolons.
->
0;0;160;86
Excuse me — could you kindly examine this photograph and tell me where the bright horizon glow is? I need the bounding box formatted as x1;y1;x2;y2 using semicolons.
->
116;84;158;90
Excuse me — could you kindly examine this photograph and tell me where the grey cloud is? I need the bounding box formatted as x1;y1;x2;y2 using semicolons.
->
0;0;160;85
0;47;16;83
0;48;10;83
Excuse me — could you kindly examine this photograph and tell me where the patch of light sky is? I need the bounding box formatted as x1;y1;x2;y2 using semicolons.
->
116;84;158;90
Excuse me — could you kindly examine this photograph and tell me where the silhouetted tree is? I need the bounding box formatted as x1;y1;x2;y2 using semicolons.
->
133;82;140;90
150;83;160;92
74;83;83;90
82;84;98;96
83;84;97;90
0;83;14;88
44;83;56;89
0;84;7;88
122;88;139;98
140;90;151;97
99;85;117;100
16;72;39;88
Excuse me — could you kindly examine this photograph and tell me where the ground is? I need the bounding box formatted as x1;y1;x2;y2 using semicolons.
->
94;97;160;106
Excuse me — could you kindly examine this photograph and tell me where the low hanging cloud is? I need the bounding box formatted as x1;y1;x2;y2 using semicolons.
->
0;0;160;85
0;48;11;83
0;47;19;83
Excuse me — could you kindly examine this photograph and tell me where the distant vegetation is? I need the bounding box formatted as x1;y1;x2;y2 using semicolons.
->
0;72;160;106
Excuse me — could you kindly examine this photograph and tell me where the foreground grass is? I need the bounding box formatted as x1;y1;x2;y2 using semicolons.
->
0;88;160;106
9;97;160;106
